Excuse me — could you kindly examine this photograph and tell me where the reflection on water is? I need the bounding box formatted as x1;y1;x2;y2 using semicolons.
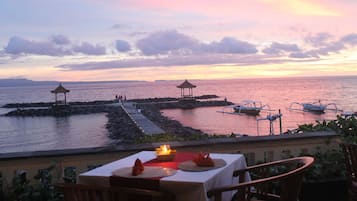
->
0;76;357;153
161;76;357;135
162;106;338;135
0;113;110;153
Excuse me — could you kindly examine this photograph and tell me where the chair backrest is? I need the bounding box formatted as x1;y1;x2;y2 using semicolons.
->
341;143;357;183
55;183;175;201
207;156;314;201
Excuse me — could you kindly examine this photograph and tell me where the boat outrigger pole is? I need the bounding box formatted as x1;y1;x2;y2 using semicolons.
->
256;110;283;135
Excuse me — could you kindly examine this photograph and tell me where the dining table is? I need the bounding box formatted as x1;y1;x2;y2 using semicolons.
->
78;151;248;201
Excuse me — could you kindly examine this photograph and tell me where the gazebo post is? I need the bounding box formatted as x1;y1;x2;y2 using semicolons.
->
64;93;67;104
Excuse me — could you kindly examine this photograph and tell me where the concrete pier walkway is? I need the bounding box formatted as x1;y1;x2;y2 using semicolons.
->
121;102;165;135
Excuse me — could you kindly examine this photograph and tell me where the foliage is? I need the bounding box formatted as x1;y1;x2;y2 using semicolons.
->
293;115;357;183
301;147;345;182
135;132;214;143
298;115;357;143
62;167;76;184
298;115;357;138
297;120;334;132
1;165;63;201
331;115;357;143
0;163;86;201
277;144;346;182
0;163;101;201
32;166;62;201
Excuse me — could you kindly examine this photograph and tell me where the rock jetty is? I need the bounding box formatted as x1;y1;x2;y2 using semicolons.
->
2;95;233;143
106;107;143;143
3;100;117;108
4;105;116;116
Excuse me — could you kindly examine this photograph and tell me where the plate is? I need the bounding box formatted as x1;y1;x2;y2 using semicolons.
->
112;166;177;178
178;159;227;172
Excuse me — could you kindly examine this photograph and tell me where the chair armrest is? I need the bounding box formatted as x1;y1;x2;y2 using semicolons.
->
233;157;308;177
210;157;314;201
207;176;282;201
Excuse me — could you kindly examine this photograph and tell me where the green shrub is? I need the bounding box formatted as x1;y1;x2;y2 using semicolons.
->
2;166;63;201
303;147;345;182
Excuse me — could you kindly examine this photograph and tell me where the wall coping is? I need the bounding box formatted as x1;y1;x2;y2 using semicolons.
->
0;131;339;160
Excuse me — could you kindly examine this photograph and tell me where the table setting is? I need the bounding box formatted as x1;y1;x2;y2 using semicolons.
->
78;145;248;201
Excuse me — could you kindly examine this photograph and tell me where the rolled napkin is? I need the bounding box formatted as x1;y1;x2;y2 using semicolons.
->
193;153;214;167
132;158;144;176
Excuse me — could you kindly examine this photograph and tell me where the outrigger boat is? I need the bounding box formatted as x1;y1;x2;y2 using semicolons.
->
289;100;338;113
233;100;270;115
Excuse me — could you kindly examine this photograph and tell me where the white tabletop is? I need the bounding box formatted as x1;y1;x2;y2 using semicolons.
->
79;151;247;201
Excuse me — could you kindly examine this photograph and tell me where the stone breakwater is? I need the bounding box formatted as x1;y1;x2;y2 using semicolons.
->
139;104;205;137
1;96;233;142
4;105;115;116
3;100;117;108
106;107;143;143
129;94;220;103
105;99;232;142
150;99;233;109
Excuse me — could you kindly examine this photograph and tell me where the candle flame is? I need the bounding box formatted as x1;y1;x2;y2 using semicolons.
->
157;144;171;155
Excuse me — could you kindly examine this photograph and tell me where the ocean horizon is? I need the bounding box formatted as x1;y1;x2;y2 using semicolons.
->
1;76;356;154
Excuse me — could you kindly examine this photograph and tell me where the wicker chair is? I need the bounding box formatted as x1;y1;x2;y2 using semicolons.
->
207;156;314;201
55;183;175;201
341;143;357;201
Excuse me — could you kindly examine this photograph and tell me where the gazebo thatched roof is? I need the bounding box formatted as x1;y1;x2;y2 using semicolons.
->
51;83;70;93
177;80;196;89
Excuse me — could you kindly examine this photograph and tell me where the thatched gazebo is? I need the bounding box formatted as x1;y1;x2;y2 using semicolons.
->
51;83;70;105
177;79;196;99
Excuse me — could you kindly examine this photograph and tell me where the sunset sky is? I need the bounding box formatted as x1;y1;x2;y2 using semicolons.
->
1;0;357;81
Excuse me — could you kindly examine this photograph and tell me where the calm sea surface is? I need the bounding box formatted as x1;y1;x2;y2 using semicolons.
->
1;76;357;153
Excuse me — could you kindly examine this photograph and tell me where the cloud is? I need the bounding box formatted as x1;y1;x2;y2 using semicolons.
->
136;30;199;55
72;42;106;55
304;32;333;47
50;34;71;45
115;40;131;52
129;31;148;37
312;42;345;56
111;24;131;29
136;30;257;56
111;24;123;29
340;33;357;45
262;42;300;54
57;53;303;71
289;51;315;58
203;37;257;54
289;41;344;58
4;36;71;56
3;36;109;56
290;32;357;58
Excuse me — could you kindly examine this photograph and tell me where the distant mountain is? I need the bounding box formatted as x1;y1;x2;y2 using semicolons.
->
0;78;147;87
0;79;58;87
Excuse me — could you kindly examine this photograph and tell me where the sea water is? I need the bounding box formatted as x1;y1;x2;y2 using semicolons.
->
0;76;356;153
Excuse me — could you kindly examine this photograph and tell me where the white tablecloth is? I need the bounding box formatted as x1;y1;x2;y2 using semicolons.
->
79;151;247;201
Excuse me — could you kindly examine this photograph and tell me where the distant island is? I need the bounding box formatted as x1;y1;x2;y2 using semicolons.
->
0;78;57;87
0;78;147;87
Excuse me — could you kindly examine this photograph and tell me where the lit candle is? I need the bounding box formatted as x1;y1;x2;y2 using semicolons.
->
157;144;171;155
156;144;176;161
